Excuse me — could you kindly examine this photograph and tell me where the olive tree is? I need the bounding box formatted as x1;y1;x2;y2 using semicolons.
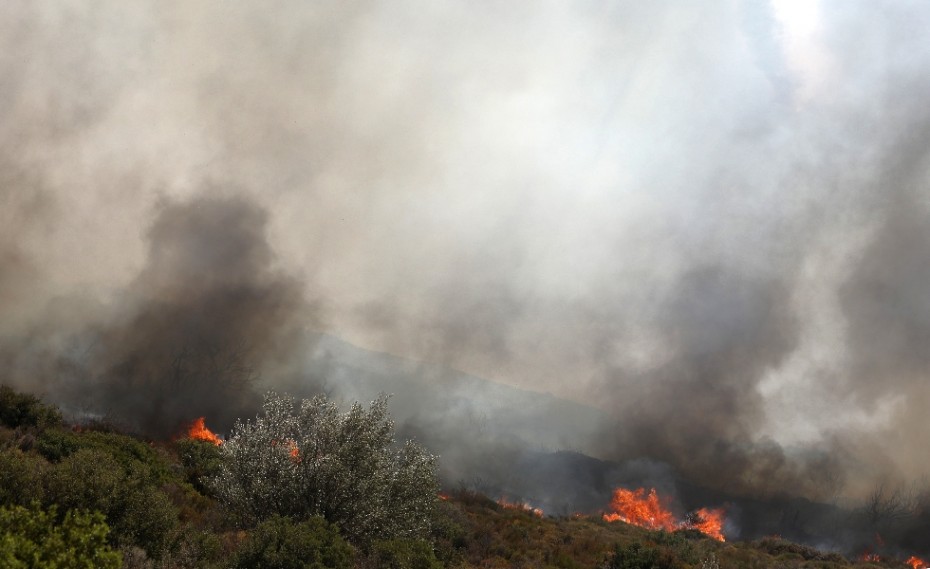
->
211;392;438;544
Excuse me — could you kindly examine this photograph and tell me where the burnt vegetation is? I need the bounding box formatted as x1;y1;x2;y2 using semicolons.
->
0;384;926;569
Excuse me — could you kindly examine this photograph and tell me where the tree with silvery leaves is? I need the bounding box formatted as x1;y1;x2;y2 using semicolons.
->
210;392;438;545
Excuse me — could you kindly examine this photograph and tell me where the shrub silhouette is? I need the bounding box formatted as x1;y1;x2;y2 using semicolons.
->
0;385;61;430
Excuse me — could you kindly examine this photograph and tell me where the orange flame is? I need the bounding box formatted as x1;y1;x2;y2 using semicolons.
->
687;507;725;542
187;417;222;445
497;497;544;517
271;438;300;462
907;556;927;569
602;487;725;541
860;553;881;563
603;488;676;531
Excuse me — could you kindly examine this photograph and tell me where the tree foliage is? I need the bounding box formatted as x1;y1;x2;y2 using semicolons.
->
366;538;443;569
211;392;439;544
231;514;353;569
0;385;62;430
0;502;121;569
44;449;178;557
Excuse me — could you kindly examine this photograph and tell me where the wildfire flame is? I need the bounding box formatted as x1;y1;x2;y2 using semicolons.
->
603;488;676;531
187;417;222;445
907;556;927;569
497;497;544;517
602;487;725;541
688;507;725;542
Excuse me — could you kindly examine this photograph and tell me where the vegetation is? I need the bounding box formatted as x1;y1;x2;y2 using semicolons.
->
210;392;439;544
230;515;353;569
0;384;927;569
0;502;122;568
0;384;62;430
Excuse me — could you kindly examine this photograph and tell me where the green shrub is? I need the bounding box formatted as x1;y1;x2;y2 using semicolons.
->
0;385;62;430
0;448;47;506
45;449;179;558
37;428;173;483
604;542;684;569
175;438;224;494
367;539;443;569
0;502;121;568
33;428;80;462
430;501;468;565
212;392;438;544
232;515;353;569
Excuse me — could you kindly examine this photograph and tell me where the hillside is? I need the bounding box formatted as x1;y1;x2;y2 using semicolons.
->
1;384;927;569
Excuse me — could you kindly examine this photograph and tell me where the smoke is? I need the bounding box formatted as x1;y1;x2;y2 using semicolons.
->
77;195;316;436
2;0;930;519
1;194;316;437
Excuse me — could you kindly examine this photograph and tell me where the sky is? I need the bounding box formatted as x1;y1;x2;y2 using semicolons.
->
2;0;930;498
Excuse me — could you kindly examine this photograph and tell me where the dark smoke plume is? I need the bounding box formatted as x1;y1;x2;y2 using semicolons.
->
600;265;848;500
1;195;316;437
76;195;315;436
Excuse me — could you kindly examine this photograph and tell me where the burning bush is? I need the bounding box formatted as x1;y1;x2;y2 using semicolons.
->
210;392;439;545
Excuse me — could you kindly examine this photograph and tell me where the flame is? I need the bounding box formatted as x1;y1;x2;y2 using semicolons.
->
187;417;222;445
271;439;300;462
602;488;676;532
907;556;927;569
602;487;725;541
860;553;881;563
687;507;725;542
438;493;450;501
497;497;543;517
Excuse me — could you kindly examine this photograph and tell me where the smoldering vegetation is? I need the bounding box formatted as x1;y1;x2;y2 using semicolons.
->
2;0;930;554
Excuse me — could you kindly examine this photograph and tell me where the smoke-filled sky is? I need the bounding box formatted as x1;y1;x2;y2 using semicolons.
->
3;1;930;498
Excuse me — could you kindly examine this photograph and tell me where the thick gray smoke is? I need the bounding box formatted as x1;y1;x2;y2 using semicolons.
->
3;0;930;519
2;194;315;436
78;196;315;436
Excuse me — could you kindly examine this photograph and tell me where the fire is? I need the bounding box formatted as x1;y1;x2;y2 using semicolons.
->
860;553;881;563
687;507;725;542
907;556;927;569
497;497;544;517
602;488;676;532
602;487;725;541
187;417;222;445
271;439;300;462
